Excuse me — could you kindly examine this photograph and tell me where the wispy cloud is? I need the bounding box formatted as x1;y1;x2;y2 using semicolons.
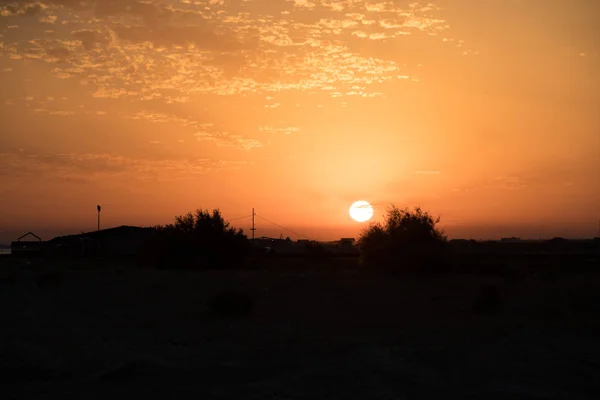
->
259;125;300;135
0;150;250;182
130;111;263;150
494;175;528;189
450;175;530;194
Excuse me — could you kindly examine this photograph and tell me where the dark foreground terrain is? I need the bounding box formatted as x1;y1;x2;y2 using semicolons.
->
1;257;600;399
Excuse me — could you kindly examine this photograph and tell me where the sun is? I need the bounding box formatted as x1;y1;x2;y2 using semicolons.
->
349;200;374;222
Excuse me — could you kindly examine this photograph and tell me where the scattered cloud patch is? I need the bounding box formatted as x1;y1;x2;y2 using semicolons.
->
39;15;58;24
0;0;457;109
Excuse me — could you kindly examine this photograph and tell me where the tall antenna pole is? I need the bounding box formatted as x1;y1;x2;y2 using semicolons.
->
97;205;101;232
251;208;256;241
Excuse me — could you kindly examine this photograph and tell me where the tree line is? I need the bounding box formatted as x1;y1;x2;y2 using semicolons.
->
138;205;447;270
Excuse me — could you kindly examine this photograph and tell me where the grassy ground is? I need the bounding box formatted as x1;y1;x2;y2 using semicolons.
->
1;256;599;399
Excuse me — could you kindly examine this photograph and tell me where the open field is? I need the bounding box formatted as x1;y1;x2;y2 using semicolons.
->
1;257;600;399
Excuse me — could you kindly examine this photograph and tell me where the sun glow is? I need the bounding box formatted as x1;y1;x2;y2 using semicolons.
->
349;200;374;222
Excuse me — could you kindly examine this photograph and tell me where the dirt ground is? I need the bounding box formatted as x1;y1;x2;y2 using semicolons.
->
1;258;600;399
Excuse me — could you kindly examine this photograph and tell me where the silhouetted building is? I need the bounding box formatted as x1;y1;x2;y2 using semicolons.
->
253;236;309;256
326;238;359;256
11;232;43;257
46;226;155;258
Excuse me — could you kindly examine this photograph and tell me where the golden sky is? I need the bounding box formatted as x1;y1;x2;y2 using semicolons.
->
0;0;599;242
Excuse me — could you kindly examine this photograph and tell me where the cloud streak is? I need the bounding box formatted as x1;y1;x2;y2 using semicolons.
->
0;150;250;182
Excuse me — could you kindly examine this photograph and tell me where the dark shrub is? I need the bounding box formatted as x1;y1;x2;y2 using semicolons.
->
138;209;250;270
357;206;447;272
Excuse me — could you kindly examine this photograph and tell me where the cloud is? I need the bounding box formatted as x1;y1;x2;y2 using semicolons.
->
0;2;43;18
33;108;76;115
494;175;528;189
194;131;263;151
0;0;170;19
38;14;57;24
71;29;110;50
112;25;256;51
259;125;300;135
0;150;249;182
0;0;457;110
92;87;139;99
449;174;530;195
288;0;317;9
130;111;263;151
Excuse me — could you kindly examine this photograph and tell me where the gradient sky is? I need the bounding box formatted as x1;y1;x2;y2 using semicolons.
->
0;0;599;243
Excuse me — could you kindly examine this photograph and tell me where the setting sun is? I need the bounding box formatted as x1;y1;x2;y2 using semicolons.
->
349;201;374;223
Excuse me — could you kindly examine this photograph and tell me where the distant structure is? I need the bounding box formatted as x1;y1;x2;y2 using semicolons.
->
46;225;154;258
97;205;102;232
251;208;256;241
11;232;43;257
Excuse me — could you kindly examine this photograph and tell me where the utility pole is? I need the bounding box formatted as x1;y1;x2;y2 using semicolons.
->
97;205;101;231
251;208;256;241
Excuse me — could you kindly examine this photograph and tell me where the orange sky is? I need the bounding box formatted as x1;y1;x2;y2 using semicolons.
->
0;0;599;243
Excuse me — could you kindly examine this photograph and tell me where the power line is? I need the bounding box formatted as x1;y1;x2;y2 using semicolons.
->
228;215;252;222
255;214;315;240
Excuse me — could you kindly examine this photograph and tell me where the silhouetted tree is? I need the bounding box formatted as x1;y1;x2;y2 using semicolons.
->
358;206;447;271
140;209;249;269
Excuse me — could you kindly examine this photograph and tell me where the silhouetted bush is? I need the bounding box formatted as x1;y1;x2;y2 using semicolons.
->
357;206;447;271
138;209;250;269
206;290;254;319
